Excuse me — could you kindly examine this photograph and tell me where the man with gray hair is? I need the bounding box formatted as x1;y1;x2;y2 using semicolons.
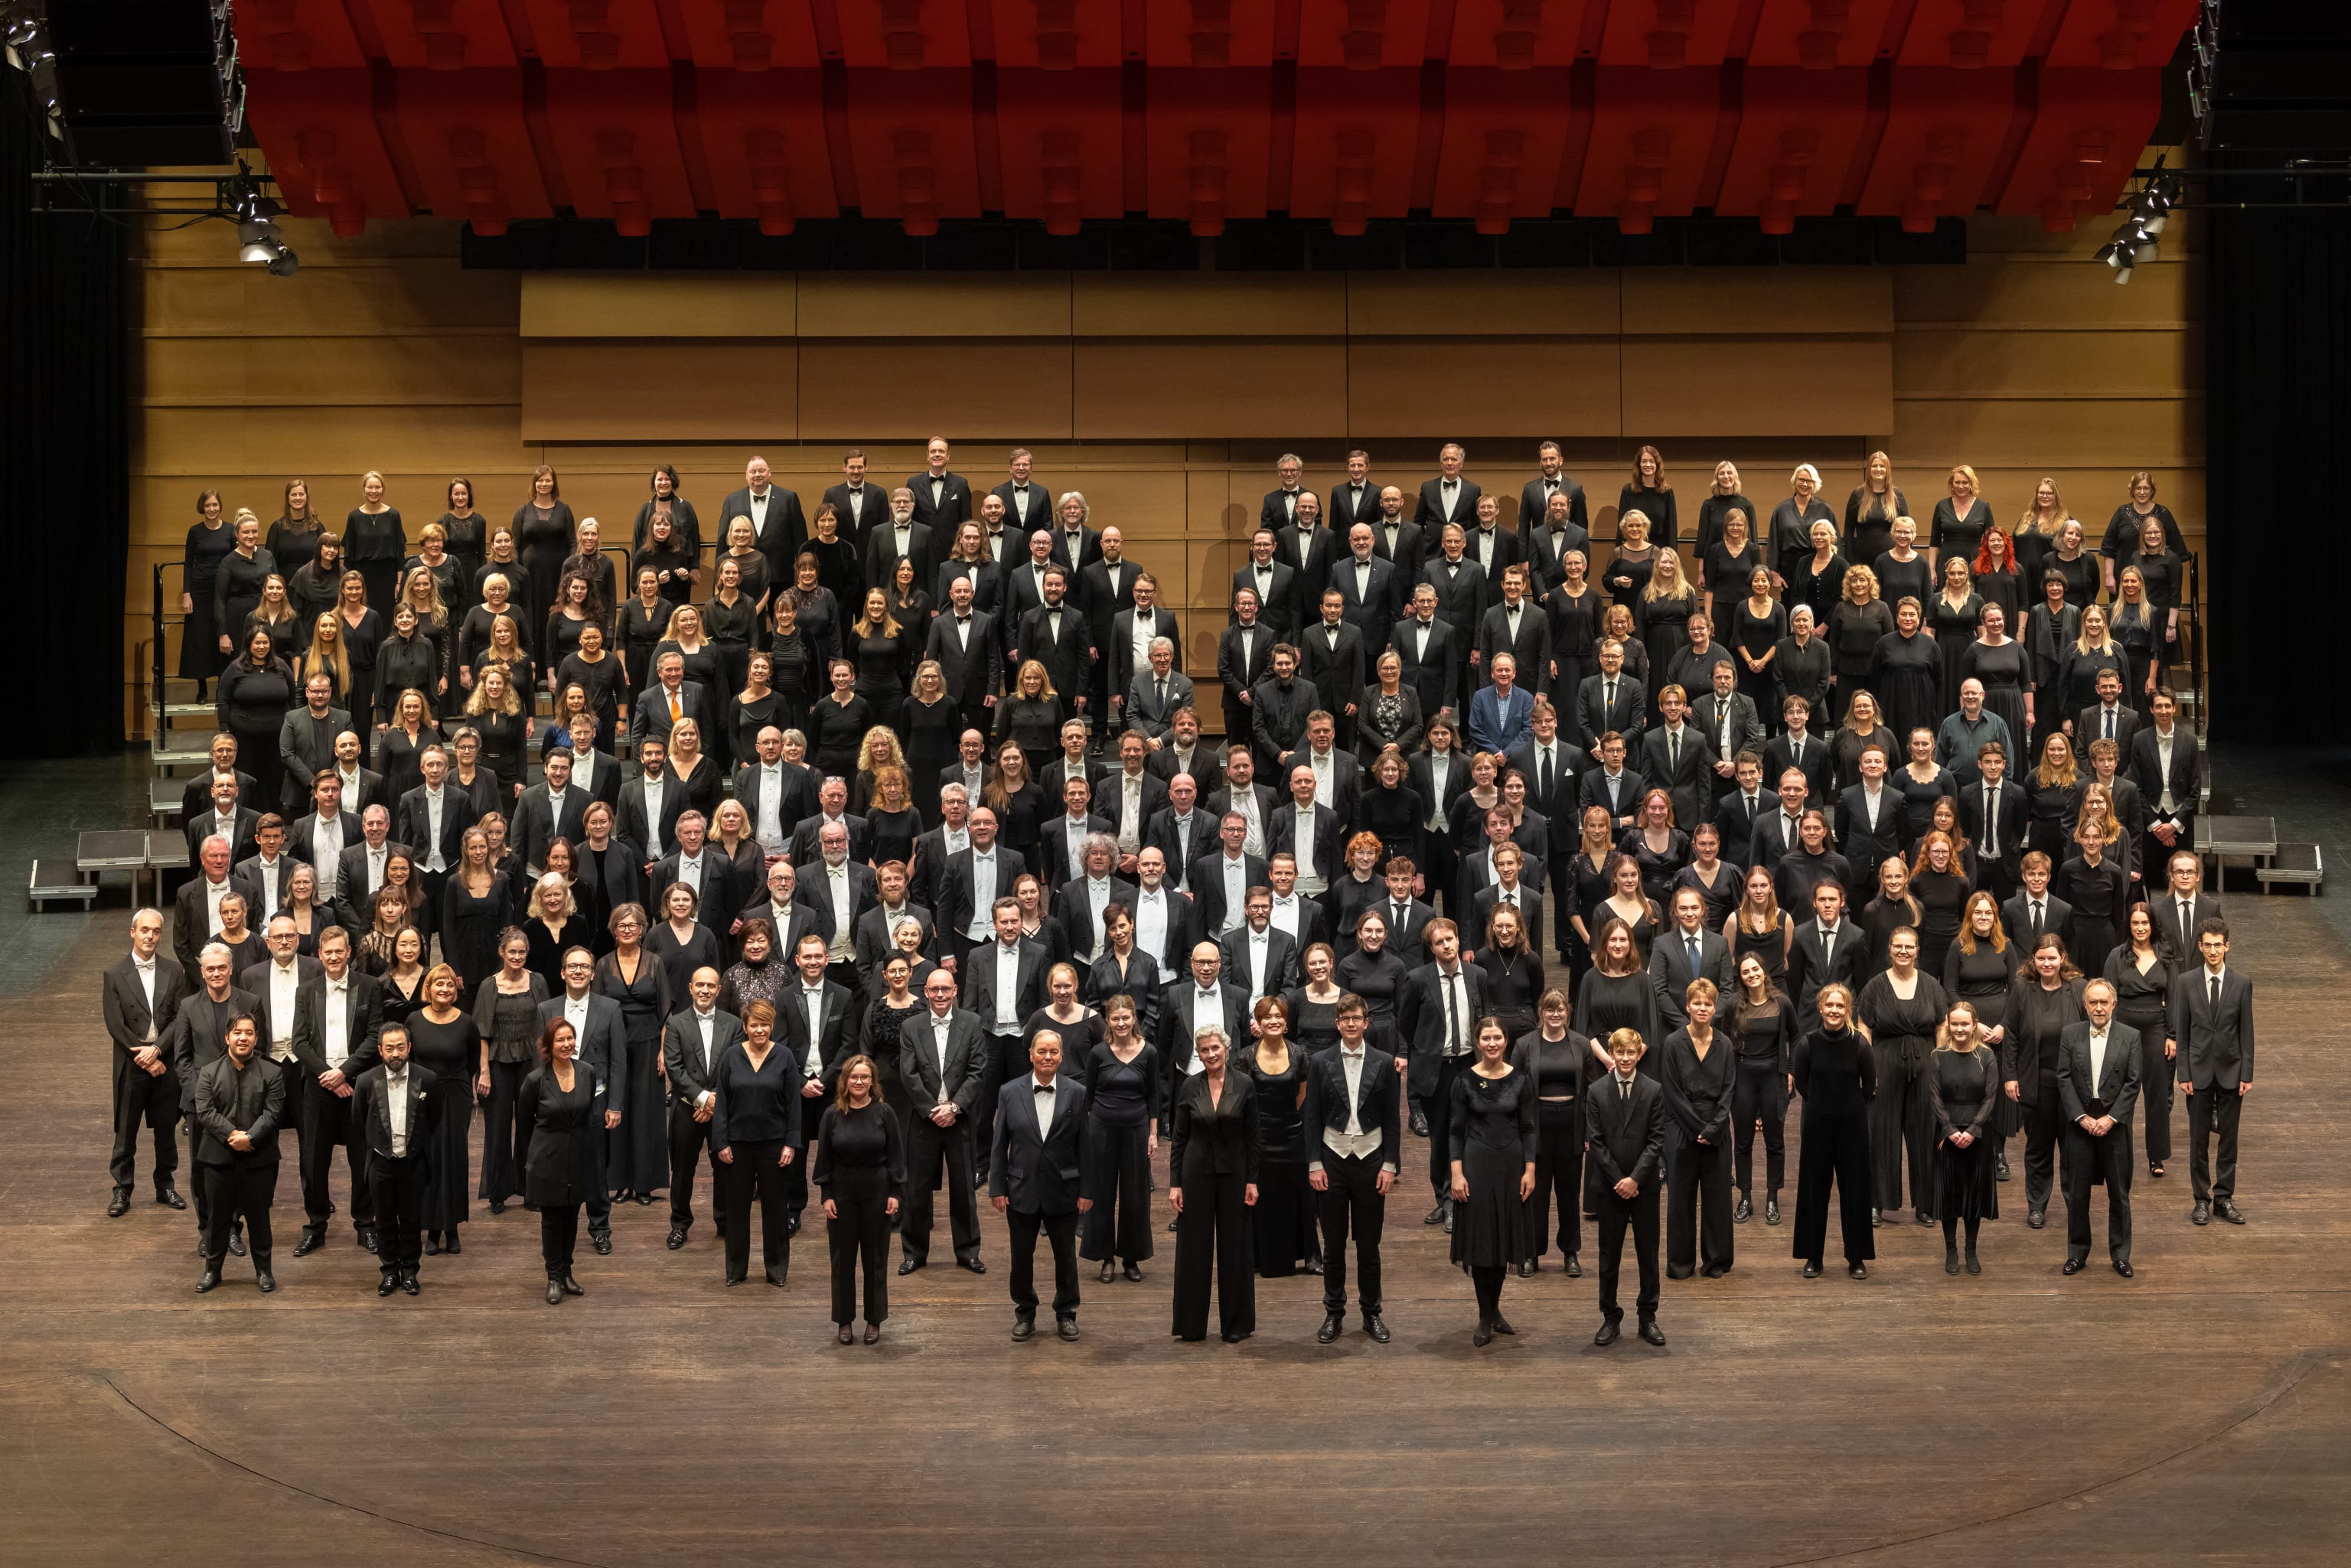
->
1055;833;1135;964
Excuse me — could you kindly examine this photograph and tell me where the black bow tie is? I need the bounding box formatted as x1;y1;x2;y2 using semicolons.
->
1034;1082;1055;1095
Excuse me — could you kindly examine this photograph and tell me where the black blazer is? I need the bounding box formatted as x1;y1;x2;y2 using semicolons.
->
1124;885;1201;970
2000;892;2073;950
511;783;591;873
1330;480;1384;532
1424;555;1489;634
1327;553;1400;644
791;858;878;947
773;980;856;1094
187;805;261;866
1647;926;1736;1028
1156;978;1250;1082
183;767;262;820
960;936;1052;1030
1578;766;1650;826
1397;962;1490;1097
167;986;262;1111
1714;787;1780;869
1052;875;1138;966
1301;1041;1404;1172
1788;921;1869;1025
1520;474;1590;536
2075;703;2141;751
1639;726;1712;827
2128;724;2199;823
1217;921;1300;999
1414;475;1482;534
924;608;1005;707
1956;777;2030;883
1146;742;1224;799
731;760;820;849
1185;849;1269;936
650;851;744;937
661;1004;745;1112
1035;810;1114;889
393;784;477;869
988;479;1052;537
1575;672;1647;751
935;845;1028;945
103;954;192;1066
1762;731;1834;803
1014;601;1093;707
1171;1070;1260;1184
289;970;385;1081
1293;620;1365;729
2169;966;2255;1089
351;1059;439;1161
193;1055;287;1165
1834;784;1904;884
898;1006;991;1122
864;517;935;595
2057;1021;2143;1124
788;811;873;868
1523;520;1593;595
2148;890;2224;960
1216;622;1278;716
990;1071;1091;1213
1236;561;1303;640
1387;616;1461;721
722;484;810;578
820;481;885;543
1584;1069;1665;1192
1045;522;1101;577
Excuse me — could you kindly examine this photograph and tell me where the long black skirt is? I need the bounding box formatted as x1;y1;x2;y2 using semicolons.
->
1935;1134;2000;1223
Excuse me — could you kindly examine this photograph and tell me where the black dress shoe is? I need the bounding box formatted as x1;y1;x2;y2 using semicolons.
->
1733;1193;1751;1224
196;1268;221;1293
1564;1253;1581;1278
2192;1201;2211;1225
838;1325;855;1344
634;1192;654;1205
1317;1312;1344;1344
2215;1199;2245;1225
667;1229;688;1250
295;1230;324;1257
1700;1264;1727;1279
2114;1260;2134;1277
107;1191;130;1218
401;1273;420;1296
425;1235;442;1256
1363;1314;1391;1344
766;1268;786;1287
228;1231;246;1257
1100;1262;1117;1283
1870;1208;1883;1228
2026;1208;2047;1230
900;1257;921;1276
1996;1152;2011;1182
1304;1258;1325;1276
1443;1209;1453;1236
1167;1216;1179;1232
1410;1107;1430;1137
2062;1257;2087;1276
156;1187;186;1211
785;1214;801;1237
725;1273;746;1287
863;1323;880;1344
1222;1330;1250;1343
359;1229;378;1253
1123;1263;1144;1283
958;1257;987;1275
592;1234;613;1255
1638;1319;1666;1346
1518;1259;1535;1278
1765;1198;1781;1226
1847;1263;1867;1280
1057;1319;1080;1341
559;1273;584;1296
1423;1201;1448;1227
1592;1319;1620;1347
1965;1251;1981;1274
254;1267;276;1293
490;1201;506;1215
1012;1313;1037;1342
1666;1264;1694;1281
1945;1250;1961;1275
1802;1261;1823;1278
443;1235;461;1255
1915;1209;1934;1226
2148;1162;2165;1178
379;1275;399;1296
1490;1315;1515;1336
547;1280;564;1306
1472;1322;1493;1348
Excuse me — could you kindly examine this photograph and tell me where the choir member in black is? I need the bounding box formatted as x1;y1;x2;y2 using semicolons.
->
2059;979;2141;1276
1332;909;1408;1058
1727;566;1786;713
1860;858;1922;981
543;569;603;690
706;999;800;1287
1929;559;1984;713
814;1052;905;1340
1873;516;1933;618
218;628;297;810
1932;465;1994;572
474;926;549;1213
192;1015;285;1294
2105;904;2177;1179
2024;735;2080;862
1792;983;1877;1278
1577;918;1663;1079
1769;466;1836;572
1504;989;1580;1275
1659;978;1739;1289
1869;597;1941;743
2001;931;2086;1228
1542;551;1603;712
666;721;723;823
1586;1027;1668;1345
845;586;915;715
619;569;670;698
2109;564;2167;703
809;660;876;783
406;963;475;1254
1586;850;1661;962
182;489;235;693
1472;899;1545;1042
1449;1018;1537;1345
377;606;445;725
519;1016;608;1304
1236;997;1317;1280
899;662;963;822
337;470;403;613
1726;954;1794;1227
1079;993;1159;1282
1896;728;1958;847
354;1022;433;1296
521;873;591;993
1356;748;1424;869
510;465;575;650
2046;517;2099;609
1928;1001;2000;1273
1942;891;2014;1060
1170;1025;1258;1342
435;481;487;612
214;511;279;662
285;533;344;642
404;525;464;625
803;505;863;610
1674;823;1739;944
1857;928;1950;1228
1825;568;1893;724
2056;813;2130;974
995;1029;1094;1341
649;882;725;1021
1774;811;1851;920
2173;918;2253;1226
461;666;526;808
103;909;187;1217
1085;906;1162;1058
1970;529;2023;630
1844;451;1907;566
1784;521;1849;623
1616;788;1691;909
1909;831;1972;977
629;465;699;574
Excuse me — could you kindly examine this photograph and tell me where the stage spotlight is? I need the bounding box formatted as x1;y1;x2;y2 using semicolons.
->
266;246;299;277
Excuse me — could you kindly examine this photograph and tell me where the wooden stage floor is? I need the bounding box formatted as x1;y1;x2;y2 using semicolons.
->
5;898;2349;1566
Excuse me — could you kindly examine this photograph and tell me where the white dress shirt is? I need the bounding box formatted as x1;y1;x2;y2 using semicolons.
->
1135;888;1169;965
323;976;351;1066
2085;1025;2112;1105
422;787;448;872
1219;854;1248;931
268;962;300;1061
993;943;1023;1032
1029;1073;1060;1138
927;1013;954;1106
383;1065;411;1156
310;811;347;897
967;848;999;939
824;863;854;960
131;955;159;1041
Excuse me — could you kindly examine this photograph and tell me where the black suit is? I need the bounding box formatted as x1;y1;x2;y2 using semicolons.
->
1387;616;1461;725
1398;961;1488;1197
732;760;819;852
897;1006;990;1267
1520;474;1590;538
991;1071;1092;1321
183;767;261;821
651;851;745;939
511;783;590;874
988;480;1052;538
1277;523;1339;621
351;1058;438;1278
2170;965;2255;1205
1714;787;1779;871
1640;726;1712;830
1956;777;2029;898
393;785;475;874
1834;784;1903;887
2128;724;2200;880
1294;621;1365;743
2057;1022;2141;1266
1015;601;1093;719
721;484;809;583
773;981;854;1221
1414;475;1482;536
187;806;260;867
1576;672;1646;751
1260;486;1312;533
1788;921;1867;1028
1578;767;1649;830
1216;921;1299;1000
1231;561;1300;637
1368;515;1427;580
102;956;190;1197
1046;523;1101;579
1156;980;1250;1103
924;608;1003;724
1146;741;1223;799
863;518;935;599
1586;1069;1666;1324
1185;850;1268;937
1328;553;1400;647
631;680;718;750
2075;703;2141;752
1648;927;1736;1029
661;1004;744;1237
288;970;384;1236
961;936;1053;1169
192;1053;287;1266
1169;1069;1259;1339
935;845;1028;957
1329;480;1383;532
1523;520;1593;596
905;470;974;533
820;481;885;545
2149;890;2223;963
2002;892;2072;954
1762;731;1834;804
1302;1041;1401;1319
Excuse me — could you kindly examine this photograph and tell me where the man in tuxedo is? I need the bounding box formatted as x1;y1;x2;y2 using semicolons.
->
289;925;383;1255
1466;841;1545;954
1105;566;1177;735
988;446;1050;537
1762;694;1832;804
1578;732;1648;833
1189;810;1269;936
992;1031;1092;1341
963;898;1053;1183
1146;705;1223;797
1834;743;1903;888
1368;484;1426;583
168;944;259;1252
1750;769;1813;875
1232;530;1299;641
661;962;742;1249
286;774;355;908
1280;711;1361;839
1261;452;1309;531
777;940;855;1231
1414;442;1479;538
1128;849;1200;972
654;810;742;940
1296;590;1366;751
1047;490;1101;580
1098;732;1167;872
736;859;825;967
898;967;990;1274
631;650;716;753
2075;667;2139;750
1264;852;1330;953
2001;853;2072;955
2150;850;2223;968
1037;774;1112;890
1464;493;1525;589
864;487;933;600
1218;885;1299;1000
351;1023;435;1296
103;908;189;1217
512;746;589;876
1650;888;1736;1029
1690;662;1764;807
1576;639;1645;752
1957;742;2027;901
1054;835;1135;969
820;447;882;542
241;916;322;1248
1331;523;1400;650
1639;686;1711;829
2172;918;2254;1226
1329;448;1381;533
181;732;259;820
926;573;1004;738
2059;980;2141;1276
233;814;294;924
1788;883;1866;1031
1388;582;1461;728
1586;1028;1667;1346
1277;491;1340;629
1015;567;1094;723
800;821;879;1007
723;455;809;585
1521;439;1590;539
2131;688;2200;885
1156;942;1250;1109
906;437;973;533
187;774;259;867
278;673;349;814
1304;993;1400;1344
941;728;993;810
734;726;813;859
336;805;398;915
853;859;937;980
789;777;872;865
1507;702;1584;911
908;785;972;921
326;729;390;820
1145;776;1211;897
527;948;623;1253
937;808;1024;971
1397;918;1488;1228
1714;755;1779;872
192;1014;285;1294
1425;526;1489;712
1205;745;1277;862
1002;526;1061;648
1124;638;1192;745
395;745;472;914
1075;527;1143;727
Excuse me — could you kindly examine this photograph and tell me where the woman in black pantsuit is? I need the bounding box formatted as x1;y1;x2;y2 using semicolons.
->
1515;989;1587;1276
1661;981;1736;1280
1727;955;1793;1226
1930;1000;2000;1273
710;999;804;1287
814;1052;905;1342
1080;994;1160;1280
1449;1018;1536;1346
1856;928;1948;1227
519;1017;608;1304
1792;983;1877;1278
1170;1026;1259;1343
473;926;548;1211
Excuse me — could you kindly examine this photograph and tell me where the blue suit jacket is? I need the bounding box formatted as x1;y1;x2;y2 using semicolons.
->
1466;683;1536;757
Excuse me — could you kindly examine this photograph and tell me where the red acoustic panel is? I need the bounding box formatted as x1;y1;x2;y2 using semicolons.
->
520;0;673;69
1289;67;1423;230
836;0;975;68
230;0;369;70
1992;66;2162;229
243;70;409;233
675;0;823;70
1714;68;1867;229
1596;0;1743;69
842;70;984;232
543;70;697;233
349;0;519;68
1895;0;2056;68
1140;0;1277;66
1145;69;1273;233
2043;0;2199;70
1856;67;2019;229
990;0;1129;68
1444;0;1598;69
690;67;837;231
1295;0;1436;70
392;67;553;234
1745;0;1902;70
1430;69;1573;233
993;69;1124;232
1573;67;1720;230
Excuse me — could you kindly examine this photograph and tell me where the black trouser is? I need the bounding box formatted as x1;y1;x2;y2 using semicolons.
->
417;869;448;947
971;1031;1026;1177
1006;1205;1081;1321
2020;1072;2063;1214
480;1058;530;1201
2129;1019;2174;1168
2062;1117;2134;1265
301;1080;373;1232
1870;1036;1935;1215
1078;1116;1153;1264
109;1050;179;1193
369;1150;424;1276
1595;1181;1661;1322
1732;1058;1786;1195
199;1159;276;1265
1426;1053;1472;1200
1470;1263;1506;1324
583;1126;612;1240
1315;1150;1385;1316
274;1055;315;1212
1172;1171;1254;1339
721;1139;794;1280
827;1188;894;1325
904;1114;982;1265
2186;1087;2242;1203
783;1086;830;1221
1525;1099;1581;1257
540;1203;579;1277
667;1097;726;1234
1665;1127;1733;1276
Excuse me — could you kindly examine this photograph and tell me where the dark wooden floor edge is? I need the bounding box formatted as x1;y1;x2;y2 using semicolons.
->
102;1376;604;1568
1782;1350;2332;1565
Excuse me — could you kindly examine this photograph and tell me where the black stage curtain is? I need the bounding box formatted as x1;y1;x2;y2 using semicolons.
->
0;75;129;758
2206;203;2351;745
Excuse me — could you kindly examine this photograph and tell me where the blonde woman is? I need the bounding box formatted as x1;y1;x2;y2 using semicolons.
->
344;468;407;613
1603;507;1658;608
2056;605;2128;723
302;611;354;711
668;716;721;820
847;585;912;710
1637;546;1697;696
1769;463;1837;567
1930;554;1984;712
993;657;1065;776
214;509;277;659
1932;463;1992;571
1844;450;1907;566
2012;475;2071;592
900;657;960;810
655;601;723;701
2027;733;2079;859
461;663;527;802
1694;459;1757;566
852;725;910;814
266;478;326;575
1825;563;1893;723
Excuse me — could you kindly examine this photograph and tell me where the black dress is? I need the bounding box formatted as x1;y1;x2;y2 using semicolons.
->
406;1009;478;1234
181;520;237;680
217;657;296;807
439;874;512;997
1242;1045;1317;1276
511;500;576;650
1619;484;1678;549
437;513;487;610
1332;949;1407;1059
554;651;625;748
1931;497;1993;568
866;807;920;870
1791;1024;1877;1266
1728;598;1786;709
1081;1042;1162;1265
1475;949;1546;1041
1447;1065;1537;1270
1356;783;1425;869
898;695;963;825
1870;629;1942;742
809;693;878;781
1927;593;1984;712
1940;938;2014;1039
1730;912;1792;989
849;626;914;711
1931;1045;2001;1224
519;1062;605;1276
1957;640;2032;758
1856;972;1948;1215
1573;969;1664;1077
1845;488;1909;569
1674;861;1741;931
214;547;279;659
619;599;669;697
1910;868;1971;976
344;507;407;613
2056;856;2129;973
1785;553;1850;621
1872;552;1933;616
592;949;672;1196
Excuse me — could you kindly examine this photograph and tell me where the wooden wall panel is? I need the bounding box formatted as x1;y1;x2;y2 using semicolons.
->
1345;272;1622;335
520;275;797;337
144;334;520;406
1071;275;1348;337
798;341;1076;438
796;274;1074;337
520;344;797;442
1622;268;1896;335
1624;337;1896;436
1072;341;1350;437
1346;338;1623;437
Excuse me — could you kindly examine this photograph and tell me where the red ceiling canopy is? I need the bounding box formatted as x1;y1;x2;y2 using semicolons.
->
233;0;2190;239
